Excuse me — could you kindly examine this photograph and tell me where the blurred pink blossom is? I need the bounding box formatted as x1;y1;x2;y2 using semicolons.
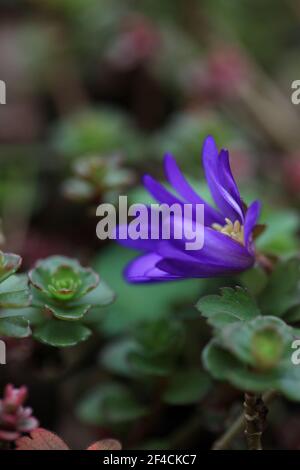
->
0;384;39;442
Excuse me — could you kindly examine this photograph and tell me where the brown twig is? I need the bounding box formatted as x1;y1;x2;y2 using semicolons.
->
212;390;276;450
244;392;268;450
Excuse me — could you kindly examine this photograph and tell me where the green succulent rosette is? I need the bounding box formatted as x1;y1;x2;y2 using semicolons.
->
63;155;134;203
203;316;300;401
28;256;115;347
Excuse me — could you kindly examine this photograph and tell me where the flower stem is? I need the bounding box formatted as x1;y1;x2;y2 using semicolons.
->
212;390;276;450
244;392;268;450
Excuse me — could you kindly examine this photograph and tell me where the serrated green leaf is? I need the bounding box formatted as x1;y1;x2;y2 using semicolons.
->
34;319;91;347
197;287;260;328
163;369;211;405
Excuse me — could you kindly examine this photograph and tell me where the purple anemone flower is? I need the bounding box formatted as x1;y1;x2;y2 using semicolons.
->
117;136;261;283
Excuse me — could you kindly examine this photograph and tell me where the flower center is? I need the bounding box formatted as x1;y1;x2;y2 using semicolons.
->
212;218;245;245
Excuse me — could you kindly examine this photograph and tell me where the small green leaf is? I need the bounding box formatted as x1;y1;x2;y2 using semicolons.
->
0;317;31;338
163;369;211;405
34;319;91;347
197;287;260;328
77;383;147;425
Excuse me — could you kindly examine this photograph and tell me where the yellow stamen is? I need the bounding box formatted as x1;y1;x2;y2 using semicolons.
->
212;219;245;245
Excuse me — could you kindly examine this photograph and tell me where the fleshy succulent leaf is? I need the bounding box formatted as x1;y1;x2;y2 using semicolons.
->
44;303;91;321
0;317;31;338
33;319;91;347
0;252;22;283
0;274;31;308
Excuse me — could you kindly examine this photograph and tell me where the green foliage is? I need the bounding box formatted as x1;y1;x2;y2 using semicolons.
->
196;287;260;328
52;108;144;162
34;319;91;347
257;210;299;256
77;382;148;426
154;113;235;174
27;256;115;346
63;155;134;203
198;273;300;402
128;319;185;377
93;245;201;335
258;258;300;317
203;316;300;401
0;252;31;338
0;252;22;283
162;369;211;405
0;315;30;338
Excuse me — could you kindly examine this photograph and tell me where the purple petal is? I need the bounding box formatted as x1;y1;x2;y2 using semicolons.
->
202;136;244;222
158;216;253;269
114;223;158;252
124;253;181;283
218;150;242;206
244;200;261;250
143;174;183;207
163;153;223;225
157;257;244;278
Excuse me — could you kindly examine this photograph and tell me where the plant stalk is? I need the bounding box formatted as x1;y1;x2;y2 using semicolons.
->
243;392;268;450
212;390;275;450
